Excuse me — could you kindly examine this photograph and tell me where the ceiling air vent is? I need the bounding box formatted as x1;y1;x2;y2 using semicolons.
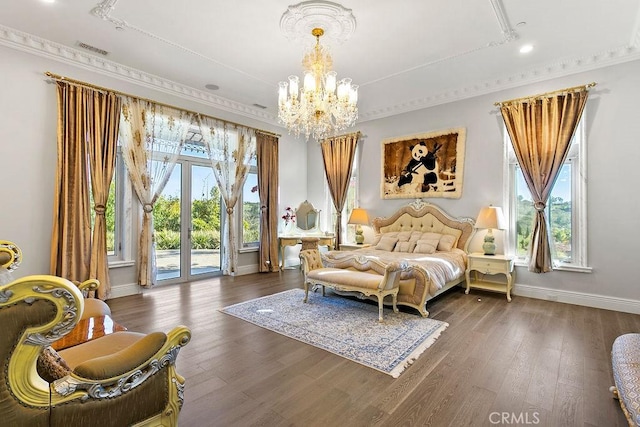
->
77;41;109;56
252;103;267;109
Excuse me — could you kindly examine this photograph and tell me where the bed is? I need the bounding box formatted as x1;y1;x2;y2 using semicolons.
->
322;200;475;317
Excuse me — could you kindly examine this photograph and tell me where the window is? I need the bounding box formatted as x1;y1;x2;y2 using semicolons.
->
505;117;589;271
102;147;129;263
241;166;260;248
105;152;120;258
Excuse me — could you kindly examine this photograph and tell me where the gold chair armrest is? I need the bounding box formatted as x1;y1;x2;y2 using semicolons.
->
0;240;22;271
74;279;100;297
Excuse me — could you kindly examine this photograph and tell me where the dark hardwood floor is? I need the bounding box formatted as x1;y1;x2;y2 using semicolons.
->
107;270;637;427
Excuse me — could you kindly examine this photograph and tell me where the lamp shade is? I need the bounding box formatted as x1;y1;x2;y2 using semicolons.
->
348;208;370;225
475;206;506;230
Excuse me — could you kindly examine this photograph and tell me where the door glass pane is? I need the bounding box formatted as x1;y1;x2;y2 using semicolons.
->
191;164;221;275
155;163;182;281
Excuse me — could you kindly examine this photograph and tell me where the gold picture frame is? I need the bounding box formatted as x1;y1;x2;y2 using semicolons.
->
381;128;466;199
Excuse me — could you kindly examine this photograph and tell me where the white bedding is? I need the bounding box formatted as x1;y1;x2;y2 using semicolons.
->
323;248;468;294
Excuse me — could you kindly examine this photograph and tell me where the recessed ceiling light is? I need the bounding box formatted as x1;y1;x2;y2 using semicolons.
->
41;0;55;3
205;84;219;91
519;44;534;54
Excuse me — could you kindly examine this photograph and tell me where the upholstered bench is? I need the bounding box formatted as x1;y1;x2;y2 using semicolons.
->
300;249;405;322
610;333;640;426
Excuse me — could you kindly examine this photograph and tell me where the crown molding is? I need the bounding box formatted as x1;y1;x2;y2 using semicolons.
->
2;20;640;127
358;44;640;123
0;24;279;125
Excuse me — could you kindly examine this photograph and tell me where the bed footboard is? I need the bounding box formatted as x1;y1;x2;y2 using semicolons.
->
320;253;433;317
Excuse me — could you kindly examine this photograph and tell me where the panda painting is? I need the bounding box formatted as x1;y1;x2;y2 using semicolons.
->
381;128;466;200
398;141;441;193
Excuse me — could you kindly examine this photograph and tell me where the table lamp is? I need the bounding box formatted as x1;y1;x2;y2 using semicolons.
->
475;205;506;255
348;208;370;244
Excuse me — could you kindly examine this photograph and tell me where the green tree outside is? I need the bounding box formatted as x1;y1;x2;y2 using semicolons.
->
516;195;572;261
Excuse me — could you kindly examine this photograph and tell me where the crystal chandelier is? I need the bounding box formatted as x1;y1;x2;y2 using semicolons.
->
278;28;358;141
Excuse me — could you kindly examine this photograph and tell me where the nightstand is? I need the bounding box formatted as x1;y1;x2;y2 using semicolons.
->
339;243;371;251
465;253;515;302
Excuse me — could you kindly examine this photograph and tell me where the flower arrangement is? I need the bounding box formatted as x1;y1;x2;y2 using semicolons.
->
282;207;296;225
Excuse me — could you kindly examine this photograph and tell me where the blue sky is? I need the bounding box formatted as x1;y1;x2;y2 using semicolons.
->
517;163;571;202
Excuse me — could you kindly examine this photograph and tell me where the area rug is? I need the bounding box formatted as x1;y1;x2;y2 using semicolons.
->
220;288;448;378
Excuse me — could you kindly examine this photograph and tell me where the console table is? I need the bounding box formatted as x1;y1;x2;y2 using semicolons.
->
279;234;335;269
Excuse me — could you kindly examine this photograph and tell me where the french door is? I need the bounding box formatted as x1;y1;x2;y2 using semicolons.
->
155;159;223;283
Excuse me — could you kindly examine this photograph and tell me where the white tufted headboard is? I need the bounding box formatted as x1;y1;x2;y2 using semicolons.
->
372;201;475;252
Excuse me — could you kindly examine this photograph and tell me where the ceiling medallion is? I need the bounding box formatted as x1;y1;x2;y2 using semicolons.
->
280;1;357;45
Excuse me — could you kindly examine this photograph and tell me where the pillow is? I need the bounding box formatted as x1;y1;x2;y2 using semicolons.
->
375;236;399;252
393;241;416;253
407;231;424;245
414;241;437;254
438;234;457;252
421;232;442;241
396;231;413;242
37;346;72;383
372;232;398;246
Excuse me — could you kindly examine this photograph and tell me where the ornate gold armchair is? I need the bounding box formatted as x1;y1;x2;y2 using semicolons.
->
0;275;191;426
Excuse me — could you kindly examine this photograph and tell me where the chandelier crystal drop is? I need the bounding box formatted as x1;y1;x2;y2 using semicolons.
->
278;28;358;141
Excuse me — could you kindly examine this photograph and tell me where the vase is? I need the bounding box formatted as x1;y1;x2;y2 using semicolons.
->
283;221;293;235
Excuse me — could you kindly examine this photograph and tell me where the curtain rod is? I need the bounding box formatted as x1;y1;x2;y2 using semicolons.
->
44;71;281;138
494;82;597;107
322;131;362;142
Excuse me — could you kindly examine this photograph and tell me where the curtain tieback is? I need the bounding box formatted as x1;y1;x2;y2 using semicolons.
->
260;205;267;213
143;203;153;213
226;207;234;215
94;204;106;215
534;201;546;211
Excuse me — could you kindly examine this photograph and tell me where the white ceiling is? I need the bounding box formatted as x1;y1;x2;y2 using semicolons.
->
1;0;640;126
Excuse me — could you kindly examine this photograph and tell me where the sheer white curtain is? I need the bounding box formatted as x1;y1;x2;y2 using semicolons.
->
119;96;194;287
196;116;256;274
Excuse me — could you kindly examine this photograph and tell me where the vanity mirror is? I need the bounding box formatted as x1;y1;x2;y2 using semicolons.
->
295;200;320;231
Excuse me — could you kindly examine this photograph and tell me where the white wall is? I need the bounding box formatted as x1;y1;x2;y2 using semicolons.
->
0;45;307;294
3;41;638;311
307;60;640;312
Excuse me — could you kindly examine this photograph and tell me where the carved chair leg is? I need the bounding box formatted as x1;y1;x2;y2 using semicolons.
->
378;298;384;322
392;293;399;313
304;282;309;303
609;385;619;400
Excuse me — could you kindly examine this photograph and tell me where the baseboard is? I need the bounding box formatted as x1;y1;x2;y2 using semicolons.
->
513;283;640;314
234;264;260;276
108;265;261;297
108;282;141;299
